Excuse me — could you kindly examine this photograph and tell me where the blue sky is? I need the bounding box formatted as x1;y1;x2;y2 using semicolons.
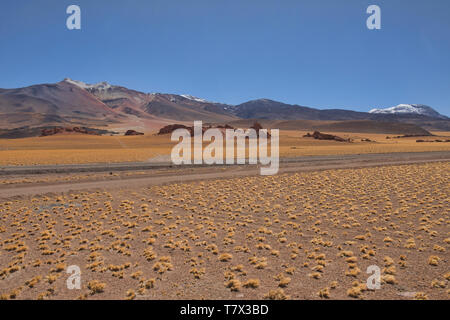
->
1;0;449;115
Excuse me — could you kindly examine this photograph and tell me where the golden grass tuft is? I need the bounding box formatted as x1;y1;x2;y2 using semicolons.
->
225;279;241;291
218;253;233;262
243;279;260;289
87;280;106;294
264;288;289;300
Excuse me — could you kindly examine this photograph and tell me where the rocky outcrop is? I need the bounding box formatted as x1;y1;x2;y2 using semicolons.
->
158;124;223;136
416;139;450;143
40;127;100;136
249;121;271;138
158;124;190;135
250;122;263;131
157;122;270;138
124;130;144;136
216;124;234;129
304;131;351;142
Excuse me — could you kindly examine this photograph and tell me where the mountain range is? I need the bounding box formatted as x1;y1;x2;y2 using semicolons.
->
0;79;448;135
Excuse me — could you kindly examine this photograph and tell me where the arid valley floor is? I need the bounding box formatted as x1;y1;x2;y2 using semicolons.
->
0;133;448;300
1;131;450;166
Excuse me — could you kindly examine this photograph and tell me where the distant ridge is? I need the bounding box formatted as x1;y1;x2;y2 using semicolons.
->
0;79;448;134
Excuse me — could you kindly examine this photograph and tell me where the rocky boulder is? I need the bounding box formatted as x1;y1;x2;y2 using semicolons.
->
304;131;351;142
124;130;144;136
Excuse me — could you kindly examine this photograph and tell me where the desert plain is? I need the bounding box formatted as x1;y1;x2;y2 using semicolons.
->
0;130;449;166
0;130;449;300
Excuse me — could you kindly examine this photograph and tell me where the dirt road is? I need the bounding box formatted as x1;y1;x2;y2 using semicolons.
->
1;151;449;199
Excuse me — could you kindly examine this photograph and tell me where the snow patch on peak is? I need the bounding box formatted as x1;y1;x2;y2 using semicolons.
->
370;104;424;115
64;78;112;91
63;78;89;89
180;94;210;103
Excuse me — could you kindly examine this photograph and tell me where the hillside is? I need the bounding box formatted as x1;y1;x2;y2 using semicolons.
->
0;79;448;136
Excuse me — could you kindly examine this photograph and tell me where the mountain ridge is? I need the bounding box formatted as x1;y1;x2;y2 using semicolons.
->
0;79;448;133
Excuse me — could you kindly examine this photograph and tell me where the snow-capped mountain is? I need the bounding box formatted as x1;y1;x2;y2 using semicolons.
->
369;104;447;119
60;79;236;122
2;78;449;134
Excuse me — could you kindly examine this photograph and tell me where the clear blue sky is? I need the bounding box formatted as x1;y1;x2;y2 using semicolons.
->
1;0;449;115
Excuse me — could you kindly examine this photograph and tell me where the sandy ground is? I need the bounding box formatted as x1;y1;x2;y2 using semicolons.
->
1;131;449;166
0;151;449;199
0;151;448;300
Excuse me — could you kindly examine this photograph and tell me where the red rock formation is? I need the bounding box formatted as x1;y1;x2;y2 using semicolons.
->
157;124;190;135
157;124;208;137
304;131;350;142
40;127;101;136
250;122;263;131
124;130;144;136
158;122;271;138
249;121;271;138
216;124;234;129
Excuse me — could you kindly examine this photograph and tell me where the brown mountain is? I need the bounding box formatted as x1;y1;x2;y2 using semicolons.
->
229;99;448;122
142;93;237;122
0;79;238;130
227;99;369;120
0;79;448;136
0;80;124;129
62;79;237;122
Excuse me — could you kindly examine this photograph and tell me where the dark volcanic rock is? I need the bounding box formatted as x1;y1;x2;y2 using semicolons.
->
158;122;272;138
40;127;101;136
158;124;215;137
249;121;271;138
216;124;234;129
250;122;263;131
304;131;351;142
124;129;144;136
158;124;190;135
